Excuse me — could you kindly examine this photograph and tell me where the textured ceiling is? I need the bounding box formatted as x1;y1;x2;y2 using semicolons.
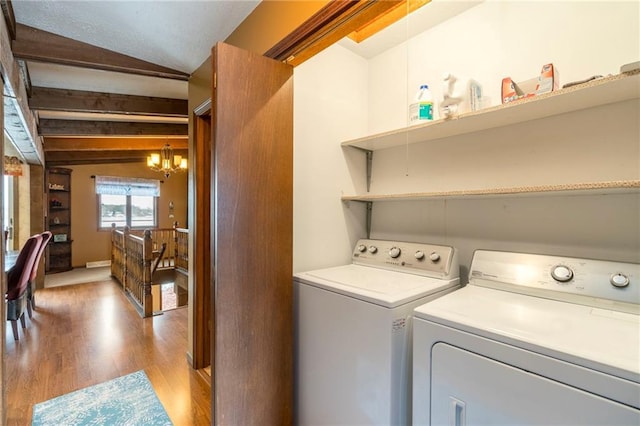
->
12;0;260;100
12;0;260;74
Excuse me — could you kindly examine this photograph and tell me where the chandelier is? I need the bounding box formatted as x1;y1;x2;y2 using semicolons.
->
147;144;187;178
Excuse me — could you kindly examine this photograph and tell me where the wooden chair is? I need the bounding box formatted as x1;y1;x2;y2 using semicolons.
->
26;231;52;318
6;234;42;340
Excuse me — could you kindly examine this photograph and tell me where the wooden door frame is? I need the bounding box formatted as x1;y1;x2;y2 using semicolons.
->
192;99;212;370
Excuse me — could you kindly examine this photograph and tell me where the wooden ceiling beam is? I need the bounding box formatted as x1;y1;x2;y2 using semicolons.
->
39;119;187;136
45;150;148;165
43;137;188;152
30;87;188;116
13;24;189;81
44;149;187;166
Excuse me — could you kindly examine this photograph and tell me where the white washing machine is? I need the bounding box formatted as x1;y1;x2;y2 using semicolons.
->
413;250;640;425
294;239;460;425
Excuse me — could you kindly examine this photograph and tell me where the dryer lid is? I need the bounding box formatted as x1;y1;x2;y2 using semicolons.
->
414;285;640;383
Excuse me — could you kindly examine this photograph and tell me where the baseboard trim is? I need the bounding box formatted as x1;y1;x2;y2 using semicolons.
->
86;260;111;268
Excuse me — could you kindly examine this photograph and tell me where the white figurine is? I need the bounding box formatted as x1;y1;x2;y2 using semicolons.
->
440;73;463;119
439;73;483;119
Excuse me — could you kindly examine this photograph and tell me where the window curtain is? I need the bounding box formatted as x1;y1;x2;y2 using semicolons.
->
95;175;160;197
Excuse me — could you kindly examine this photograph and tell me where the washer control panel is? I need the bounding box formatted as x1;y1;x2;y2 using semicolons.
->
469;250;640;313
352;239;458;279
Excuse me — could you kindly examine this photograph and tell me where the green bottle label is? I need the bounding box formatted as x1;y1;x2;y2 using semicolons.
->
419;102;433;120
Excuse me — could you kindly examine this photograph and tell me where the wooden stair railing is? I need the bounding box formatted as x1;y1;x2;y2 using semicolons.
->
110;224;188;317
175;227;188;271
151;242;167;275
110;224;126;287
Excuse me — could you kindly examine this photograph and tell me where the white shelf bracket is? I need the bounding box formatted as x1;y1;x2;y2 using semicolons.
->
349;147;373;192
365;150;373;192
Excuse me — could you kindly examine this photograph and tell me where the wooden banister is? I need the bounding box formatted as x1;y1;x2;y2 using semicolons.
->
151;242;167;275
110;224;189;317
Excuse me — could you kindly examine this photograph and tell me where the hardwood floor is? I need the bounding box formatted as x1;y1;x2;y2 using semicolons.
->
4;278;211;425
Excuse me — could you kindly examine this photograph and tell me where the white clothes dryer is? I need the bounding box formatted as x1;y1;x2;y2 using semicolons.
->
295;239;460;425
413;249;640;425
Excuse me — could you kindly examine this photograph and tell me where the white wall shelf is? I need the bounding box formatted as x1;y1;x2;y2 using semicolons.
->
342;72;640;151
341;180;640;203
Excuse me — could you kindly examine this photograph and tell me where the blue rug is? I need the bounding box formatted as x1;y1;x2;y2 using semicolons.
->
32;370;172;425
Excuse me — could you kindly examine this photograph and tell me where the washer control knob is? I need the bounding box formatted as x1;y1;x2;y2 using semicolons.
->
368;245;378;254
389;247;401;258
551;265;573;282
415;250;425;260
356;244;367;253
429;252;441;262
610;273;630;288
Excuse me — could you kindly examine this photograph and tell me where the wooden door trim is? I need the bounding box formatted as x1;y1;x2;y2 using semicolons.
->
192;105;212;371
264;0;402;66
194;98;212;116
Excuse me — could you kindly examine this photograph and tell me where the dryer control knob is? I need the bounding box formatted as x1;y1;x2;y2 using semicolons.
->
551;265;573;282
368;245;378;254
356;244;367;253
389;247;401;258
415;250;425;260
610;273;630;288
429;252;441;262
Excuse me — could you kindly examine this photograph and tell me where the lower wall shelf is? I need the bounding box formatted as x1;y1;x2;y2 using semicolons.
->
341;180;640;202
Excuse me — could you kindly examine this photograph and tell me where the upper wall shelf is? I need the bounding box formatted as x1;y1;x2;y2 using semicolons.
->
341;72;640;151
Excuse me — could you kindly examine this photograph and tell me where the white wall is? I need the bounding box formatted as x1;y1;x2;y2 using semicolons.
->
293;1;640;275
293;45;369;273
369;0;640;132
369;100;639;195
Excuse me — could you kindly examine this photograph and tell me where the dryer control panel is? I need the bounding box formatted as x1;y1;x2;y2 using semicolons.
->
469;250;640;314
352;239;459;280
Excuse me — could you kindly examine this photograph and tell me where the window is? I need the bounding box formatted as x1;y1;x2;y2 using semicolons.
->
95;176;160;230
3;175;15;250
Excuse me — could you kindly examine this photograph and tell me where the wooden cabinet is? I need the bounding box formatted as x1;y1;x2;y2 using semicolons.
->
46;167;72;273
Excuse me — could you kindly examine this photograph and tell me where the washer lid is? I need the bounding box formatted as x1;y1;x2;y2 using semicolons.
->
414;285;640;383
295;264;459;308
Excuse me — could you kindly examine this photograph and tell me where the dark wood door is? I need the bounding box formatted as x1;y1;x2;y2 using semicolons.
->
211;42;293;425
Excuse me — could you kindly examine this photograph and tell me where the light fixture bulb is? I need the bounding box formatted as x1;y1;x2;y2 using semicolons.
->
147;143;187;177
